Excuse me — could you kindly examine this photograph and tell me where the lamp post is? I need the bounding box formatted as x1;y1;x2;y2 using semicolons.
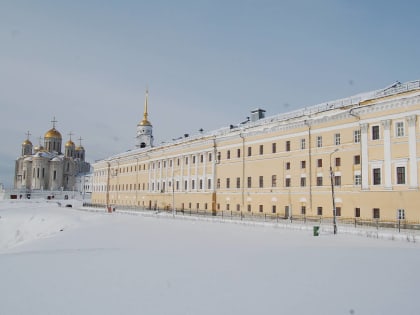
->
329;148;339;234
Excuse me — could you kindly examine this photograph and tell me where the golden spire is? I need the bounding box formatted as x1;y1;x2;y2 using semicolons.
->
139;89;151;126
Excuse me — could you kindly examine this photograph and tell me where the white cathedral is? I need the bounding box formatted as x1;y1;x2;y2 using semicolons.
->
14;119;91;192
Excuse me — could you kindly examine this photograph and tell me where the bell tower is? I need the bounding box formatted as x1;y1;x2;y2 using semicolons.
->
136;89;154;148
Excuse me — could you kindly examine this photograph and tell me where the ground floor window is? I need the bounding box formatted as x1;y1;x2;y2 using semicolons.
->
373;208;380;219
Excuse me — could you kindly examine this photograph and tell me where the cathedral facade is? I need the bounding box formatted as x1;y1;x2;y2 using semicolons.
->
14;119;91;192
91;81;420;222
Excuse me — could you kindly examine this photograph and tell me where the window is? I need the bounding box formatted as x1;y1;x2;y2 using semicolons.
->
259;205;263;213
354;155;360;165
354;130;361;143
247;177;252;188
217;178;221;189
317;159;323;168
397;209;405;220
185;157;188;165
191;180;195;190
285;141;291;152
355;208;361;218
354;174;361;185
208;179;212;189
259;176;264;188
248;147;252;156
236;204;240;211
373;168;381;185
272;143;277;153
272;205;276;214
335;157;341;167
199;179;203;189
396;166;406;184
285;178;291;187
301;206;306;215
317;207;323;216
334;176;341;186
335;207;341;217
272;175;277;187
227;150;231;159
300;177;306;187
237;149;241;158
217;152;221;161
334;133;341;145
286;162;291;170
373;208;380;219
200;155;203;163
317;136;323;148
208;153;212;162
247;204;251;212
226;204;230;211
301;138;306;150
395;121;405;137
226;178;230;189
301;161;306;169
259;145;264;155
236;177;241;188
317;176;323;186
372;125;380;140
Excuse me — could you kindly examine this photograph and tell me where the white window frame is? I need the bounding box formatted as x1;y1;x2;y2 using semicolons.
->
354;129;361;143
334;133;341;145
395;121;405;137
316;136;322;148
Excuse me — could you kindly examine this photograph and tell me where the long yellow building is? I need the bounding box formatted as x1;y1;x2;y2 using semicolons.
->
92;80;420;222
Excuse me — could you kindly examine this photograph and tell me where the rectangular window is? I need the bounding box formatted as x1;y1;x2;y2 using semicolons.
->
335;157;341;167
237;149;241;158
272;143;276;153
248;147;252;156
317;159;323;168
226;178;230;189
396;166;406;184
354;155;360;165
373;208;380;219
272;205;276;214
301;138;306;150
271;175;277;187
247;204;251;212
226;204;230;211
301;161;306;169
285;178;291;187
301;206;306;215
355;208;361;218
208;179;211;189
259;205;263;213
285;141;291;152
373;168;381;185
334;133;341;145
334;176;341;186
354;174;361;185
317;176;323;186
300;177;306;187
259;176;264;188
227;150;231;159
208;153;212;162
191;180;195;190
236;177;241;188
236;204;240;211
354;129;361;143
335;207;341;217
372;125;380;140
247;177;252;188
317;136;322;148
259;145;264;155
217;152;221;162
397;209;405;220
286;162;291;170
217;178;221;189
395;121;405;137
317;207;323;216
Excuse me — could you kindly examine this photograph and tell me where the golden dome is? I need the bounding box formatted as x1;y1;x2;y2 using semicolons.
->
138;119;151;126
76;145;85;151
65;140;75;147
44;128;62;139
22;139;32;146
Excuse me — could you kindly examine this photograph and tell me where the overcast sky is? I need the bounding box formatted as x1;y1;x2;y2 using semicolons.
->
1;0;419;188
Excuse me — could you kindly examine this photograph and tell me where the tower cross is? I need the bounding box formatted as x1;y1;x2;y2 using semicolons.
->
25;130;31;140
51;117;58;128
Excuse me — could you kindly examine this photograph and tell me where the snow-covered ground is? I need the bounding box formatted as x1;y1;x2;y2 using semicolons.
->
1;200;419;315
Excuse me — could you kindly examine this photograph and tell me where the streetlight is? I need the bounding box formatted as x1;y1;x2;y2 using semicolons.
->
329;148;339;234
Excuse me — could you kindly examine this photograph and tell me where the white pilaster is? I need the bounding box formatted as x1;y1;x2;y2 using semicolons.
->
361;123;369;190
407;115;418;188
382;119;392;189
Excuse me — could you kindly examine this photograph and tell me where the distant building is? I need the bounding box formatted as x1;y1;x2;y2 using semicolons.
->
92;81;420;222
14;118;91;192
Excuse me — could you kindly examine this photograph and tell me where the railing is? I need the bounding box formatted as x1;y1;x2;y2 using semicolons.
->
82;203;420;232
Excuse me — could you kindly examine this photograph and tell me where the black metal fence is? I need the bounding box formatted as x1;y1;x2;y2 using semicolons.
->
82;203;420;232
